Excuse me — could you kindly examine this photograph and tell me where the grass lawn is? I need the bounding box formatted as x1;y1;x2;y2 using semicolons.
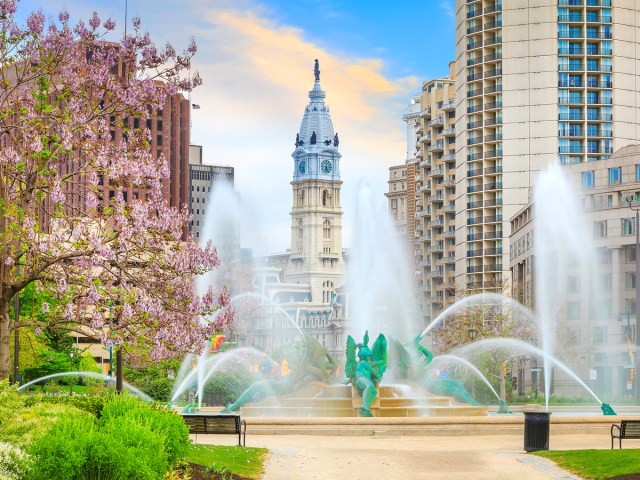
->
184;443;268;479
534;449;640;479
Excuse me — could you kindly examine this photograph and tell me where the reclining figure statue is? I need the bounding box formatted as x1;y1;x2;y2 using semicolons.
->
345;331;387;417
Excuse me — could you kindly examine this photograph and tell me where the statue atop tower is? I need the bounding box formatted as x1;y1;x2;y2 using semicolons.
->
314;59;320;81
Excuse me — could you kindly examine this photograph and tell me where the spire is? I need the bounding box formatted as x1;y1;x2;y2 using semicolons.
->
309;58;326;101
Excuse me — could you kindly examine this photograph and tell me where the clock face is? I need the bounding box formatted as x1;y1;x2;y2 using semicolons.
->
298;161;306;174
321;159;332;174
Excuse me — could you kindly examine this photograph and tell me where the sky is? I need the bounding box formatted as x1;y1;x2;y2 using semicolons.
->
19;0;456;255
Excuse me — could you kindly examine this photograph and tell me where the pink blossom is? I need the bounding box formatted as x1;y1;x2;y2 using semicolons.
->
41;302;50;313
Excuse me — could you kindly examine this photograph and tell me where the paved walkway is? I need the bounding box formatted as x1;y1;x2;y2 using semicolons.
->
195;432;613;479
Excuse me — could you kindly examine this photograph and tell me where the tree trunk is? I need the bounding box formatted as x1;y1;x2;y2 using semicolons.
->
0;300;11;381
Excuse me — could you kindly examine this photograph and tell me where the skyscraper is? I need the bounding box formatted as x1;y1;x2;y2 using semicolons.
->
455;0;640;291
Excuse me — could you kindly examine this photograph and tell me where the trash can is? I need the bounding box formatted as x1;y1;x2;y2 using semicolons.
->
523;411;551;452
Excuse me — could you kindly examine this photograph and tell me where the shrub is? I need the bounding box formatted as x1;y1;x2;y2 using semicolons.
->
0;441;30;480
22;392;110;418
203;369;256;405
0;403;91;446
26;413;168;480
99;394;189;464
0;381;23;430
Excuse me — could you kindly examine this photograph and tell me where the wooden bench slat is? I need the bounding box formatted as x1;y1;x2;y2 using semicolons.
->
612;420;640;448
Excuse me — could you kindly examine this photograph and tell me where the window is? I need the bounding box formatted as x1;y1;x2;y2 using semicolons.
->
594;326;607;344
625;272;636;290
609;167;622;185
626;246;636;263
568;301;580;320
593;220;607;238
582;171;594;189
567;276;580;293
599;273;612;292
622;218;635;236
636;164;640;182
323;219;331;239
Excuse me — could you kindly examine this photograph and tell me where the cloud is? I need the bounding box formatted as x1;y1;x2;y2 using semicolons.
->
18;0;420;254
440;0;455;19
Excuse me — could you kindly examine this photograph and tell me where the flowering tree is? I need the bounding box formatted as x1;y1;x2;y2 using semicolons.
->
433;288;535;401
0;1;233;380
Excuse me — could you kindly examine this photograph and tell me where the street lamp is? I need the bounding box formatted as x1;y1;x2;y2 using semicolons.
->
69;352;74;397
619;310;635;399
468;327;478;397
625;195;640;405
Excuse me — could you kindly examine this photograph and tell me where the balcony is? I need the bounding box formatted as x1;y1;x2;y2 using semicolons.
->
467;265;484;273
428;218;444;227
560;129;584;137
442;178;456;187
420;158;431;168
467;41;483;51
558;48;584;55
467;233;482;241
467;184;483;193
484;264;503;272
484;166;503;174
586;80;613;88
443;230;456;238
467;152;483;161
559;96;584;104
467;200;483;209
467;250;482;257
468;137;483;146
467;217;483;226
467;120;483;129
427;269;444;278
484;149;503;159
559;145;585;153
467;104;483;114
468;88;482;98
485;117;502;126
419;107;432;118
467;24;483;35
484;133;503;142
443;204;456;213
419;134;431;144
484;101;502;110
428;142;445;153
467;9;482;18
558;14;584;22
587;31;612;39
558;80;583;88
484;4;502;14
442;153;456;161
467;72;483;82
484;52;502;63
484;248;503;255
429;116;445;126
587;130;613;138
484;84;502;94
429;193;443;201
559;64;584;72
442;100;455;111
467;56;483;67
484;69;502;79
484;183;503;191
443;255;456;264
418;259;431;268
484;20;502;31
484;214;503;222
587;146;614;154
428;244;444;253
467;169;482;177
484;198;503;207
485;36;502;47
429;166;445;176
443;127;456;136
484;230;503;239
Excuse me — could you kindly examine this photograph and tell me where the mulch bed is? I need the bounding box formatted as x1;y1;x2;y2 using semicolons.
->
608;476;640;480
176;462;254;480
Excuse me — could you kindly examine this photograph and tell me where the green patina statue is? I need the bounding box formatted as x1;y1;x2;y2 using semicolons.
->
220;334;338;413
345;331;387;417
601;403;617;415
413;336;481;407
497;399;512;414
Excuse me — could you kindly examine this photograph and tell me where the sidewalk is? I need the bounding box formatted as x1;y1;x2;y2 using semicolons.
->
196;432;611;479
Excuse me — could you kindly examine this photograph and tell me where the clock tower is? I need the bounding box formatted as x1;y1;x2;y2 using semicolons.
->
286;59;345;302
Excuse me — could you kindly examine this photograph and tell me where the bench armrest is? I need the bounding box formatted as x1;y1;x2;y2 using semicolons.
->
611;424;621;437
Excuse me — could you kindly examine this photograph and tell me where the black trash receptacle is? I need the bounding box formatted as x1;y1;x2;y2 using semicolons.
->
523;411;551;452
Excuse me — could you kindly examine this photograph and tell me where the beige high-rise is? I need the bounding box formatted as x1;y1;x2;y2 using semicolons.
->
455;0;640;291
412;63;457;321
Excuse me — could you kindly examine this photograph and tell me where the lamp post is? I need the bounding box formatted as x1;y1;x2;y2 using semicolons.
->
619;310;634;398
468;327;477;397
69;352;74;397
626;195;640;405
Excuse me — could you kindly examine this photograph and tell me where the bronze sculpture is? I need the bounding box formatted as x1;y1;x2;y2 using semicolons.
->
345;331;387;417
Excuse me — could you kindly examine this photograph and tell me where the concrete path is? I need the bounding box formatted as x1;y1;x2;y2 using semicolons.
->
194;432;616;479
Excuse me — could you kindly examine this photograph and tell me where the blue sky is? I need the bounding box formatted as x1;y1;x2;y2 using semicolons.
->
19;0;456;254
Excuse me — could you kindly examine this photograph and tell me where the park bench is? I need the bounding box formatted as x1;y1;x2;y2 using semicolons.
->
611;420;640;449
180;413;246;446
